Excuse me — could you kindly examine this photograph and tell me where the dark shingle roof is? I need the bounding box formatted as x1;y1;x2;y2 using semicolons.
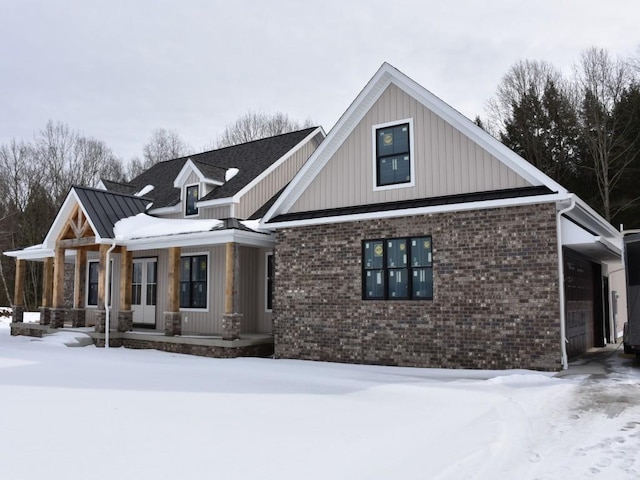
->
267;186;554;223
121;128;318;209
100;179;138;195
73;186;151;238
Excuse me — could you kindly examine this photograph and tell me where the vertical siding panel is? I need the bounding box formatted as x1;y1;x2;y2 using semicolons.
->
239;246;259;333
428;110;439;197
289;84;532;212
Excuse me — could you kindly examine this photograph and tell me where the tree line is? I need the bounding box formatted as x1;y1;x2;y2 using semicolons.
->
2;46;640;308
484;47;640;229
0;112;310;308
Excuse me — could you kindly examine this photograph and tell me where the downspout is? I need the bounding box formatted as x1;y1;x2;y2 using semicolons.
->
557;195;576;370
104;241;117;349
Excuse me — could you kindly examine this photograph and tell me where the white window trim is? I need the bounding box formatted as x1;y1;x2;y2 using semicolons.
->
184;183;200;217
372;118;415;192
179;251;210;312
265;252;273;312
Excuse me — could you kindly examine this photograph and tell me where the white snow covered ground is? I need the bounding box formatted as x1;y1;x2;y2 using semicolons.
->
1;313;639;480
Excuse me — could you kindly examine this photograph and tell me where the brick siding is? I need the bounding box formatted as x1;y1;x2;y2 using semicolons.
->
273;203;562;370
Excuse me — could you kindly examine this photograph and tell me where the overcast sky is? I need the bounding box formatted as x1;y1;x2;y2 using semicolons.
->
1;0;639;163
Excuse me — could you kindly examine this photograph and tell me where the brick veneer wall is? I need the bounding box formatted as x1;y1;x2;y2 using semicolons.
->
273;203;562;371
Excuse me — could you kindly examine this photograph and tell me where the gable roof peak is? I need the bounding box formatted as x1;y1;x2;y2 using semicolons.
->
262;62;568;223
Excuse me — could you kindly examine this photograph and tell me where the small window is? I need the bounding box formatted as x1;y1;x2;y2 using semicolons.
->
375;122;411;187
363;236;433;300
87;261;99;306
180;255;208;309
186;185;199;216
266;253;274;311
87;260;112;307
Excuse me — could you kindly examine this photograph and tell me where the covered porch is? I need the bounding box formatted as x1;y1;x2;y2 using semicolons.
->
5;186;275;357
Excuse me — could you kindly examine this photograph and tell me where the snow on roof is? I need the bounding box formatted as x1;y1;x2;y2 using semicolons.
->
113;213;223;240
225;167;239;182
134;184;155;197
240;219;270;233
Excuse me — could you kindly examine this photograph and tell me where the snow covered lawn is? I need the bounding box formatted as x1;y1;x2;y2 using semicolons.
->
1;314;639;479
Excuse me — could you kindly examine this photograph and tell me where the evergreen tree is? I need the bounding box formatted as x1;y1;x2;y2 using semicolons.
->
499;80;580;186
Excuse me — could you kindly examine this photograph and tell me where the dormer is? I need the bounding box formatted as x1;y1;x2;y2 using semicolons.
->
173;159;228;217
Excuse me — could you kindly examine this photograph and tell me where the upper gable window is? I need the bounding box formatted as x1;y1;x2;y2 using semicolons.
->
185;185;199;216
373;119;414;190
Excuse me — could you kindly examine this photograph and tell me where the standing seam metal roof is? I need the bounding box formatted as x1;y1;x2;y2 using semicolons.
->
73;186;151;239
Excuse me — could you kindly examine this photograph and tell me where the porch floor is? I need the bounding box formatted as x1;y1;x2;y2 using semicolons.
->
9;322;274;358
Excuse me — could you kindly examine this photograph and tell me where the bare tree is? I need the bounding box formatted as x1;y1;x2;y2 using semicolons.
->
143;128;191;164
124;128;191;180
216;111;314;148
487;60;566;136
574;47;638;221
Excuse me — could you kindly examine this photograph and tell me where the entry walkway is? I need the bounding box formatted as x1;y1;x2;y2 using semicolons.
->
556;340;637;378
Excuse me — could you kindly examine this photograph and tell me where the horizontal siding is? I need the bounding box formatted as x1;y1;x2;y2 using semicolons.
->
236;134;321;219
290;84;529;213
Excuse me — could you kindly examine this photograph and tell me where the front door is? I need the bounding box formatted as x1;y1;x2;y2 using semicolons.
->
132;258;157;327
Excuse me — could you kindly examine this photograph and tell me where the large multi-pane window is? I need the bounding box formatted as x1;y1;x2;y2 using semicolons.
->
363;236;433;300
185;184;199;216
180;255;208;308
376;122;411;187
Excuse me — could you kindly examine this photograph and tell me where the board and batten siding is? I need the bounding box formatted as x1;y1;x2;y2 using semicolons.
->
236;133;323;219
118;245;270;334
289;84;530;213
197;205;233;220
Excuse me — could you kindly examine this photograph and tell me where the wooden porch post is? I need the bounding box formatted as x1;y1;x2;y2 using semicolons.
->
94;244;109;333
42;257;53;307
222;242;241;340
39;257;54;325
97;244;108;311
118;248;133;332
12;258;26;323
70;249;87;327
73;249;86;309
50;246;66;327
164;246;182;336
224;242;236;315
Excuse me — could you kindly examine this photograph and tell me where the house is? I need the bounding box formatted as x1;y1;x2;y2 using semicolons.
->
6;63;627;370
260;63;627;371
6;127;325;356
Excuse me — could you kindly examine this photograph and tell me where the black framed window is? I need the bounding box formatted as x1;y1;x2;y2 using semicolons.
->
363;236;432;300
266;253;274;311
180;255;208;308
376;123;411;187
186;185;199;216
87;261;99;306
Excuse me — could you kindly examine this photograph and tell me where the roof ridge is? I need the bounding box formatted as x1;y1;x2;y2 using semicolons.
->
162;126;320;165
72;185;153;201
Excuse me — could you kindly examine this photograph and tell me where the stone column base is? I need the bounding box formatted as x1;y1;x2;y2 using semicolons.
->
39;306;51;325
50;308;67;328
118;310;133;332
94;310;106;333
164;312;182;336
222;313;242;340
69;308;86;328
12;305;25;323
